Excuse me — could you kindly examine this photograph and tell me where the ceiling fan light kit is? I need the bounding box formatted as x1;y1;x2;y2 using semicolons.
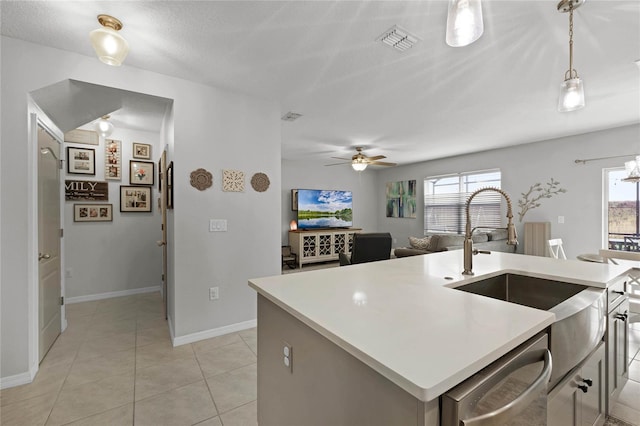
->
445;0;484;47
328;147;397;171
90;14;130;66
557;0;586;112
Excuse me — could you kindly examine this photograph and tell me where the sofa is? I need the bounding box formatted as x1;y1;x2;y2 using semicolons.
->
394;229;516;258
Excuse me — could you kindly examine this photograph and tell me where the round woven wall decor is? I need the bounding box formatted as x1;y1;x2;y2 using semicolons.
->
251;172;270;192
190;168;213;191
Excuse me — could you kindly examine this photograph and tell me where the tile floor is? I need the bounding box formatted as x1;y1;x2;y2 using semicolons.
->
0;292;257;426
2;289;639;425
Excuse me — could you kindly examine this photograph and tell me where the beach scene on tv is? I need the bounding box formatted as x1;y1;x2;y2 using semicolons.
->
297;189;353;229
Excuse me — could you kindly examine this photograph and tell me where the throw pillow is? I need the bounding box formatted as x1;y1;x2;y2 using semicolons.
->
408;236;431;250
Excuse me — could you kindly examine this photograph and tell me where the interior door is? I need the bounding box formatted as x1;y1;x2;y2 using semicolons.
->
38;124;62;361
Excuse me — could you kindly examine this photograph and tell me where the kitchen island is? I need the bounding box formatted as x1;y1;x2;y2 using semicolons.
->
248;251;631;425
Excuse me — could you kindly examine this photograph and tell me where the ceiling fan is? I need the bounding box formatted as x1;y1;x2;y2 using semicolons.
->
326;147;397;171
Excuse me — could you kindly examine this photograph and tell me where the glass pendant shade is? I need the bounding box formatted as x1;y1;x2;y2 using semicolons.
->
558;77;585;112
623;156;640;182
90;15;129;66
95;116;114;138
352;161;367;172
446;0;484;47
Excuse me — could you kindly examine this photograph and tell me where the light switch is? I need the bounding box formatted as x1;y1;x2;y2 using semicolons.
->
558;216;565;224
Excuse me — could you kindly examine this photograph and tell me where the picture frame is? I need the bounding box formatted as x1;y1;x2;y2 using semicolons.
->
133;142;152;160
158;158;163;193
64;129;99;146
67;147;96;175
73;204;113;222
166;161;174;209
105;139;121;180
120;186;152;212
130;160;155;186
291;189;298;211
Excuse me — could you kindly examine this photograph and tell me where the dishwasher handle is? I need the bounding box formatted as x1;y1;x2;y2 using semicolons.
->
461;349;552;426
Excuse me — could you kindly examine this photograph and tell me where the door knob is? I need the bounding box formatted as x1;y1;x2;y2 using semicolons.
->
38;253;51;261
156;240;166;247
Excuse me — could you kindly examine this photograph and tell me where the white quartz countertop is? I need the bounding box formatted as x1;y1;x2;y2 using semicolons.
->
248;251;631;402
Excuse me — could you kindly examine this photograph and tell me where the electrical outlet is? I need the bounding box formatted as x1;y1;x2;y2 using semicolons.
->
65;268;72;278
209;287;219;300
558;216;565;224
283;342;293;373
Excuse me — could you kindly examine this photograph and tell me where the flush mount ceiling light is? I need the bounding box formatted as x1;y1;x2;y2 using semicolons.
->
445;0;484;47
557;0;586;112
377;25;419;52
94;115;114;138
90;14;129;66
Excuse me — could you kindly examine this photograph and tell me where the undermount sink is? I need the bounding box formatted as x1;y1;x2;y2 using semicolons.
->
454;273;585;311
454;273;606;389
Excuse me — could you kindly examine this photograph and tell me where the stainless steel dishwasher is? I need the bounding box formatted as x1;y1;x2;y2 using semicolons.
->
441;333;551;426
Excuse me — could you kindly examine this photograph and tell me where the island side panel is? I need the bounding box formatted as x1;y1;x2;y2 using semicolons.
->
257;294;438;426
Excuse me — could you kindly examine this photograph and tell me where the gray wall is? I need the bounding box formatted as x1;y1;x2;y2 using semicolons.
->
281;160;378;245
375;124;640;258
64;128;162;300
1;36;280;380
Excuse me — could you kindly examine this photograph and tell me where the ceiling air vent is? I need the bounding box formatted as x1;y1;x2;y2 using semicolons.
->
281;112;303;122
377;25;419;52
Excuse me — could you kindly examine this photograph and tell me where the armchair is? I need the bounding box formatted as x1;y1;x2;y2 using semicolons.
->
282;245;297;269
339;232;392;266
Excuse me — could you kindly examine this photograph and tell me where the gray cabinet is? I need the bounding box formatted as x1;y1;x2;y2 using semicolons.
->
607;296;629;406
548;342;605;426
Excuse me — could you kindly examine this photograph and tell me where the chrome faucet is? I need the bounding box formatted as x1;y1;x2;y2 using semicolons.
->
462;187;518;275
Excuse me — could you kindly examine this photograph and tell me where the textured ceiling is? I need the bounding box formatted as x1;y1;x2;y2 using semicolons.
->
2;1;639;166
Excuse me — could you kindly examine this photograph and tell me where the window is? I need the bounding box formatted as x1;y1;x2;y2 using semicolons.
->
605;168;639;251
424;170;502;234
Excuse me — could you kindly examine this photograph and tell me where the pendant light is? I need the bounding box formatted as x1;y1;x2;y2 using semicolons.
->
557;0;585;112
89;15;129;66
623;156;640;183
95;115;114;138
445;0;484;47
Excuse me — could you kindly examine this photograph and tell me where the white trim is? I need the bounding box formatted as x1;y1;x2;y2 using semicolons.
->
168;314;175;342
171;319;257;347
0;368;37;390
66;286;161;304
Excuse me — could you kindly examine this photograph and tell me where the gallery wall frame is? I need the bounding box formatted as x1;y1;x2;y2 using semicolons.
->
120;186;152;212
65;180;109;201
105;139;122;180
130;160;155;186
291;189;298;211
133;142;152;160
166;161;174;209
158;158;162;193
73;203;113;222
67;146;96;175
64;129;99;146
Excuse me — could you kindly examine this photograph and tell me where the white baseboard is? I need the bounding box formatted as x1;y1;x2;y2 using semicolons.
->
66;286;161;304
0;368;36;390
171;319;257;347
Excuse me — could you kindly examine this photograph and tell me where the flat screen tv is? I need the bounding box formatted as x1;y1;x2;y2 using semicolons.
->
297;189;353;229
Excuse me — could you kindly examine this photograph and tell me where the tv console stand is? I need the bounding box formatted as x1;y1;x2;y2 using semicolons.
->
289;228;362;268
